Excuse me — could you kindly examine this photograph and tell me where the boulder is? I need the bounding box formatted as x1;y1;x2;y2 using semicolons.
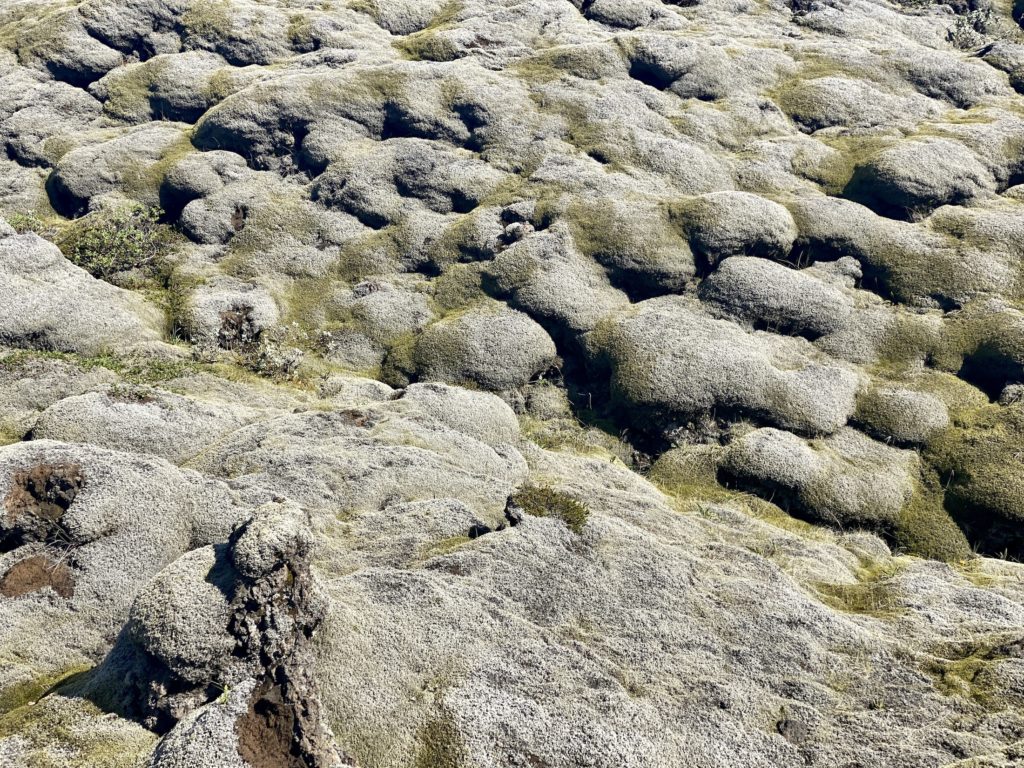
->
855;387;950;446
698;256;853;338
720;427;971;560
566;195;696;295
678;191;798;266
598;296;859;436
46;123;189;216
778;76;939;132
487;228;630;336
415;304;557;391
845;139;996;218
180;276;279;353
32;389;260;464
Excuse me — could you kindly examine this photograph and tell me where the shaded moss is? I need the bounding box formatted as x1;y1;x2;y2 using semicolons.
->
564;196;690;294
939;306;1024;399
414;707;468;768
873;314;944;376
4;7;74;70
647;445;737;504
804;134;894;196
204;68;240;102
924;402;1024;556
893;475;972;563
380;331;419;387
287;14;318;51
522;90;629;171
0;666;90;717
511;484;590;534
331;226;408;284
424;211;497;270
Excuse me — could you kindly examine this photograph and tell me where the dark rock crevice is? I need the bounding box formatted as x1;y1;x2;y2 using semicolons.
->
74;503;345;766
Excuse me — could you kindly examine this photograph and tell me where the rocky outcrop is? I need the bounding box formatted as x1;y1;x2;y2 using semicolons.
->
107;503;346;768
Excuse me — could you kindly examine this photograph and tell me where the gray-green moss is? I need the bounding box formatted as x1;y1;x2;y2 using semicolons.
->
121;134;196;204
647;445;738;505
922;635;1023;711
181;0;233;40
0;348;196;386
429;263;487;313
100;62;160;122
520;414;631;463
381;330;419;387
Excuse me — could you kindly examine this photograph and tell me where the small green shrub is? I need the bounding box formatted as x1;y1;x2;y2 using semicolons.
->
57;204;173;279
511;483;590;534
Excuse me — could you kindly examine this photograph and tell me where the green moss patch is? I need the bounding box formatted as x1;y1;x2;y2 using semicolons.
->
893;475;972;563
395;2;465;62
0;666;90;717
922;635;1023;711
0;349;195;386
414;707;468;768
182;0;233;40
0;684;155;768
420;536;472;560
812;561;905;618
925;402;1024;557
520;414;631;463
